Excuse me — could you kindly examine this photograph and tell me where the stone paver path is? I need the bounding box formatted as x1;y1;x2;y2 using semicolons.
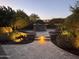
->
1;41;79;59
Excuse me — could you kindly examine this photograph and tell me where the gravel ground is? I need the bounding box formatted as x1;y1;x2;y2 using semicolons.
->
1;41;79;59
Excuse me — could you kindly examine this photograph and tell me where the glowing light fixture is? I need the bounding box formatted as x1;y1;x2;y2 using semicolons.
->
38;35;46;45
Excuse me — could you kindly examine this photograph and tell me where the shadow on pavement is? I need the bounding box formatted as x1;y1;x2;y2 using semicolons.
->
50;38;79;56
0;39;35;45
0;45;8;59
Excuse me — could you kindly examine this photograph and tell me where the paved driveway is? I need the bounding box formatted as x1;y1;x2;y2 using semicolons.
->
1;41;79;59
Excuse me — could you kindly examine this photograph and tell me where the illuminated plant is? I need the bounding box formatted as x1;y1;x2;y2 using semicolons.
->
9;31;27;43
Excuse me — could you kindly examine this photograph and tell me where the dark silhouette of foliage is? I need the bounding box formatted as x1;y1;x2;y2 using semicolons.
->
65;1;79;31
0;6;15;26
16;10;29;20
48;18;64;29
29;14;40;23
70;1;79;14
35;20;45;24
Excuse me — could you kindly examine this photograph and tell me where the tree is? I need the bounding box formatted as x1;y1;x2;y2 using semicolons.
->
16;10;29;19
11;10;30;29
64;1;79;49
29;14;40;23
0;6;15;26
70;1;79;14
65;1;79;31
48;18;64;29
11;17;29;29
35;20;45;24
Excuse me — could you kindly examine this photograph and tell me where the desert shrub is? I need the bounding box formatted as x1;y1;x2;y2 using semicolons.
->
56;30;75;49
0;27;13;35
73;32;79;49
9;31;27;42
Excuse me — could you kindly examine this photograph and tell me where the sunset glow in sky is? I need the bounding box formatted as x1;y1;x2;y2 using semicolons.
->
0;0;76;19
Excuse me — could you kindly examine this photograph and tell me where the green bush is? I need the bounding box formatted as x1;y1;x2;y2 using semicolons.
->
56;30;75;49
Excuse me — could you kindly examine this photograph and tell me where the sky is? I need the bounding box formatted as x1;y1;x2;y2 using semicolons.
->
0;0;76;19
